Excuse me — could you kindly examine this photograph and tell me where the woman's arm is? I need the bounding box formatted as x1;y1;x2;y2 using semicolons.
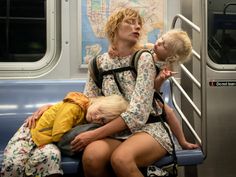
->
120;52;156;132
71;116;127;152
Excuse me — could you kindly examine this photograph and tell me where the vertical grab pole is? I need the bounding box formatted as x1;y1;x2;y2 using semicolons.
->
200;0;208;158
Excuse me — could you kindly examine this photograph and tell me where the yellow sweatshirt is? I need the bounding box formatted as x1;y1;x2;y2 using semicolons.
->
31;92;90;146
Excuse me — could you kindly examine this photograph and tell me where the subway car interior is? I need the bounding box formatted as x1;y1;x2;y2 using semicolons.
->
0;0;235;177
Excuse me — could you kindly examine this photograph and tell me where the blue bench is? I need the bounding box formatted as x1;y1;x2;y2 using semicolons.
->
0;79;204;175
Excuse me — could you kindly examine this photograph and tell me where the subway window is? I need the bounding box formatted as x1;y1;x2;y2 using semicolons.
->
208;1;236;65
0;0;46;62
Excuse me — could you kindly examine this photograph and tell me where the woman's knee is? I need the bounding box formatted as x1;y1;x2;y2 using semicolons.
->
83;139;119;172
82;142;107;169
111;147;133;170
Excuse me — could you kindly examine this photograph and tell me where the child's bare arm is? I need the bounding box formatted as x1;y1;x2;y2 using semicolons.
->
154;68;177;92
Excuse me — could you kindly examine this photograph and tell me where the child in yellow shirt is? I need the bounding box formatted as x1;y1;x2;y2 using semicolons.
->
30;92;128;146
1;92;128;176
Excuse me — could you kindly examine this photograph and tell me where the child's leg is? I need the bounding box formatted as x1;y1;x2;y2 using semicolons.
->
25;144;63;177
1;123;35;177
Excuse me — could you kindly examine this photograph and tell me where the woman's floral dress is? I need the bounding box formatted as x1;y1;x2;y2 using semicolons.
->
84;52;173;153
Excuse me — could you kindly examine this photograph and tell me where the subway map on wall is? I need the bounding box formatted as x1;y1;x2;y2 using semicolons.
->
81;0;164;65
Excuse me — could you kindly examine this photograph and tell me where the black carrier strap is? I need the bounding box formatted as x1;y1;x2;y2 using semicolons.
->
130;49;153;75
161;118;178;176
89;56;136;93
88;49;154;90
101;66;135;76
153;92;178;176
88;56;102;89
101;66;135;94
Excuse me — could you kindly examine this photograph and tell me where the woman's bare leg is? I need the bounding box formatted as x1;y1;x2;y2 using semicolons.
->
111;132;167;177
82;138;122;177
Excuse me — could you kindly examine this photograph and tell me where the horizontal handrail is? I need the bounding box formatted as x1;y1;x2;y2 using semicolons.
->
171;14;200;32
180;64;201;89
170;83;202;145
170;77;201;117
172;14;201;89
170;14;204;149
192;49;201;61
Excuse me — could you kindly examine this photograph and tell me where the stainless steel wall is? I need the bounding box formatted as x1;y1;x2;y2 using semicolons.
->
179;0;236;177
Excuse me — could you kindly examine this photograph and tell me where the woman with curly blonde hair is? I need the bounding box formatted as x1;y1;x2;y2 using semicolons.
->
71;7;198;177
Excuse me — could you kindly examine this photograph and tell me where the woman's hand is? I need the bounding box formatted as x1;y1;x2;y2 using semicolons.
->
71;117;127;152
24;104;52;128
71;130;97;152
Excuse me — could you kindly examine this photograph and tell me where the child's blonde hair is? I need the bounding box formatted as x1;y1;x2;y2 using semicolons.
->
89;94;129;121
164;29;192;64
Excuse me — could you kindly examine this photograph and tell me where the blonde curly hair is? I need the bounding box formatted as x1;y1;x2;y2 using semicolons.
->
105;7;143;46
87;95;129;124
164;29;193;64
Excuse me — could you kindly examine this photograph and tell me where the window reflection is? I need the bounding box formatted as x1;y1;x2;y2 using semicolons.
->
208;1;236;64
0;0;46;62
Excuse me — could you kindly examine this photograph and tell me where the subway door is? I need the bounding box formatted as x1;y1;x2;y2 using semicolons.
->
198;1;236;177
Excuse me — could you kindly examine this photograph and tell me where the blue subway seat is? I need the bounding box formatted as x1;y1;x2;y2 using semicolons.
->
0;79;204;175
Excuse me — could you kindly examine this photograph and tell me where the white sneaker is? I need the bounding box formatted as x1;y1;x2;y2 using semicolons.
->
147;165;169;177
